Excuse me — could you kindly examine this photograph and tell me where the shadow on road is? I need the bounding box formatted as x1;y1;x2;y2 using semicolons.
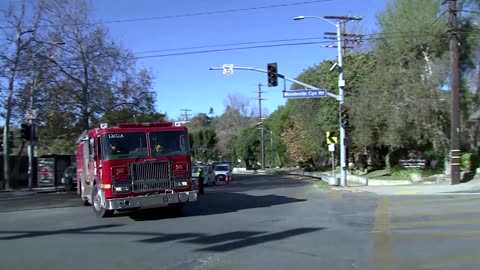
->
215;174;310;192
128;191;306;221
193;228;323;252
0;224;123;240
0;224;324;252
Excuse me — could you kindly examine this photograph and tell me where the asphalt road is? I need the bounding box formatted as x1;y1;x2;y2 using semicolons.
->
0;174;479;270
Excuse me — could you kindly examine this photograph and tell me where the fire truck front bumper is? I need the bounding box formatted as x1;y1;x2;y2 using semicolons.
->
105;191;198;210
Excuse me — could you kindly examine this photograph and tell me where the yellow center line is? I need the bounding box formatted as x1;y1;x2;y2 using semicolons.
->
372;197;393;270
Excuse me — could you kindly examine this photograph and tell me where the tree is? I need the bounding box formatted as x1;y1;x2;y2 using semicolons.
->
235;126;260;168
353;0;450;156
186;113;212;132
42;0;147;131
215;93;256;162
191;127;217;162
0;0;45;189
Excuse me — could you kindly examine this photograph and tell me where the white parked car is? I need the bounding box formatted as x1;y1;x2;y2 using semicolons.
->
214;163;233;182
192;165;216;186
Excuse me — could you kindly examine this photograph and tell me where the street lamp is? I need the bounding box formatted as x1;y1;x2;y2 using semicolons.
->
27;40;65;191
292;15;337;27
293;15;348;187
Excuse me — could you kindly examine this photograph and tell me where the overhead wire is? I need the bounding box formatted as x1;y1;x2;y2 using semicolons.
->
132;30;480;59
99;0;336;25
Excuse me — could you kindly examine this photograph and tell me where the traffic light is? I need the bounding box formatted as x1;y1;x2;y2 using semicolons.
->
20;123;30;141
267;62;278;87
341;106;350;128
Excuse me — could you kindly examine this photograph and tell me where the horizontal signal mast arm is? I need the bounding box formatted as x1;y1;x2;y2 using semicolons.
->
209;66;339;100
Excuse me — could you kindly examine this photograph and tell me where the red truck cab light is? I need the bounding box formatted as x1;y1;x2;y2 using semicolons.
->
112;166;129;181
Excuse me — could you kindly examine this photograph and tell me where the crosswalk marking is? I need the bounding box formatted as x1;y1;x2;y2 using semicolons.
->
391;217;480;229
374;195;480;269
393;208;480;218
327;192;343;201
392;230;480;241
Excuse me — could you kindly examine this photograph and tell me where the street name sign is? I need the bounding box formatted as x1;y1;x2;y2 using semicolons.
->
282;89;327;99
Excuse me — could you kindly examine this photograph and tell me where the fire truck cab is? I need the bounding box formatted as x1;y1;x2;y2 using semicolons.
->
75;122;197;217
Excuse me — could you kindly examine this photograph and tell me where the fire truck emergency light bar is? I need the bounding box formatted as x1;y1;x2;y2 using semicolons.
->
116;122;174;128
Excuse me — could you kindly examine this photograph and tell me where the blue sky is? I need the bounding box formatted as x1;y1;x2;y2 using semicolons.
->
90;0;388;120
8;0;388;121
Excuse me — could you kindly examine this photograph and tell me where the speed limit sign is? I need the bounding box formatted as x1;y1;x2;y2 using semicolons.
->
223;64;234;75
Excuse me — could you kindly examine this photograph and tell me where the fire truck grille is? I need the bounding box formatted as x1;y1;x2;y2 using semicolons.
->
130;162;172;192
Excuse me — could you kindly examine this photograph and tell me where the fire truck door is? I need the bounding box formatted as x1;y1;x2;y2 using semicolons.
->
81;138;94;199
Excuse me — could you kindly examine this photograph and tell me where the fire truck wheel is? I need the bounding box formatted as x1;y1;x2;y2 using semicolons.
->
92;185;114;218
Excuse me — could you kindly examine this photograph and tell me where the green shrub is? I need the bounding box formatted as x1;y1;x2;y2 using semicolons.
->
386;148;409;169
421;167;444;176
461;152;479;171
424;150;445;170
390;166;421;177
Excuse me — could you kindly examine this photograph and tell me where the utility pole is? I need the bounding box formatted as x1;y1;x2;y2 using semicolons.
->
257;83;265;170
323;15;363;187
27;73;39;191
180;109;192;122
448;0;461;184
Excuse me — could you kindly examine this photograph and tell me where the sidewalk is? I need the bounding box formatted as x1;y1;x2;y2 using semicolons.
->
0;186;65;199
334;179;480;195
280;168;480;195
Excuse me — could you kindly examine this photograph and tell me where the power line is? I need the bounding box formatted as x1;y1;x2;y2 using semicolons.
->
0;0;336;29
131;31;480;59
134;41;335;59
98;0;336;25
135;37;327;55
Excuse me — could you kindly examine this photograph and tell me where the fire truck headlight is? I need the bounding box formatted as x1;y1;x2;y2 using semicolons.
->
114;185;130;193
174;181;188;187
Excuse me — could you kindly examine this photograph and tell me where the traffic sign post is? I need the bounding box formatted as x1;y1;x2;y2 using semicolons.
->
223;64;234;75
328;141;338;185
282;89;327;99
326;131;338;144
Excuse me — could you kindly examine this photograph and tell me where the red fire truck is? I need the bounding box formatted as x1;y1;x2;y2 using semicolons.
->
75;121;197;217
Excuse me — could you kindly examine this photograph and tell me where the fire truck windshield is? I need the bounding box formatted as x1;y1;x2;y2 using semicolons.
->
102;132;148;160
149;130;189;157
